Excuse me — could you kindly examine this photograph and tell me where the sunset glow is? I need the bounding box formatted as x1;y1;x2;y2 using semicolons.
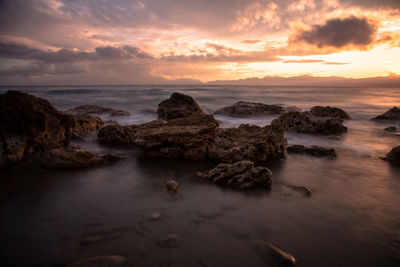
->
0;0;399;84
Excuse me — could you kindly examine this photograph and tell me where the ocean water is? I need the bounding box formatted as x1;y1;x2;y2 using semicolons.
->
0;85;399;267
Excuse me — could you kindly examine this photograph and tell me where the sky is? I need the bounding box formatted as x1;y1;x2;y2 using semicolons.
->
0;0;399;85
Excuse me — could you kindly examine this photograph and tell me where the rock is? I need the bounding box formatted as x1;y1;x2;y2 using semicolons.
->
0;91;73;165
67;255;127;267
284;184;312;196
66;105;130;116
157;234;182;248
266;242;297;265
271;111;347;135
214;101;285;117
157;92;205;120
208;124;287;163
70;114;104;138
384;126;398;132
97;123;139;146
309;106;351;120
166;179;179;193
385;146;400;165
32;146;122;169
373;107;400;121
197;160;273;190
287;145;337;157
148;211;162;221
253;240;296;266
327;135;341;140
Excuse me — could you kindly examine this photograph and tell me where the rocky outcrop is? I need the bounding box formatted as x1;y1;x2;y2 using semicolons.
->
70;114;104;138
197;160;273;190
208;124;287;163
271;111;347;135
287;144;337;157
66;105;130;116
384;126;398;132
214;101;285;117
157;92;205;120
385;146;400;165
98;123;138;146
0;91;74;165
373;107;400;121
32;146;121;169
68;255;127;267
309;106;351;120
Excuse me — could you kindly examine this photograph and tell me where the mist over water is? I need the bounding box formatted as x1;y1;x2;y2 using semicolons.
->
0;85;399;267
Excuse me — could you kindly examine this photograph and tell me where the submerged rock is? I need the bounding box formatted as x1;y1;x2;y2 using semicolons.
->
208;124;287;163
157;92;205;120
287;145;337;157
385;146;400;165
70;114;104;138
32;146;121;169
68;255;127;267
0;90;73;165
166;179;179;193
267;242;297;265
197;160;273;190
214;101;285;117
271;111;347;135
66;105;130;116
372;107;400;121
157;234;182;248
253;240;296;266
309;106;351;120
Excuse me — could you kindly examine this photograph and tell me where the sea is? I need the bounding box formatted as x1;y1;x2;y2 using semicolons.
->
0;85;399;267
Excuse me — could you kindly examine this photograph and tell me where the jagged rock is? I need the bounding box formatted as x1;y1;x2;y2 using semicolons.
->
384;126;398;132
32;146;121;169
309;106;351;120
157;234;182;248
66;105;130;116
287;145;337;157
373;107;400;121
70;114;104;138
0;91;73;165
208;124;287;163
197;160;273;190
214;101;285;117
271;111;347;135
97;123;139;146
385;146;400;165
157;92;205;120
67;255;127;267
166;179;179;193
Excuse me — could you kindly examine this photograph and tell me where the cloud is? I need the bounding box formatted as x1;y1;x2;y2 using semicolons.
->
282;59;350;65
241;40;262;44
0;42;153;63
292;16;377;48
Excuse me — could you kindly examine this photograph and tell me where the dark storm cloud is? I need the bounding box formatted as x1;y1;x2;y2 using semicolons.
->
0;42;153;63
295;17;377;48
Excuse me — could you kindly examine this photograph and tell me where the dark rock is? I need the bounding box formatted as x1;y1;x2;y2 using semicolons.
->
253;240;296;266
373;107;400;121
384;126;398;132
214;101;285;117
67;255;127;267
67;105;130;116
309;106;351;120
157;92;205;120
287;145;337;157
208;124;287;163
157;234;182;248
32;146;122;169
166;179;179;193
97;123;138;146
266;242;297;265
385;146;400;165
0;91;73;165
271;111;347;135
197;160;273;190
70;114;104;138
284;184;312;196
327;135;342;140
